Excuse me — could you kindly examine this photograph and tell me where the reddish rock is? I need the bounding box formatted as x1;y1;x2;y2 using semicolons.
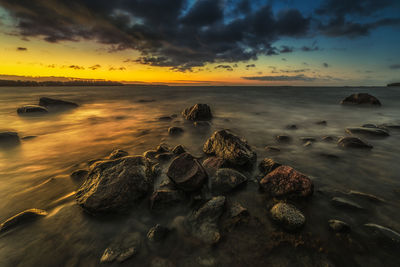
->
259;166;313;198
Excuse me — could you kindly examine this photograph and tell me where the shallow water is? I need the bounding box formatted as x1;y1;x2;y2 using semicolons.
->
0;86;400;266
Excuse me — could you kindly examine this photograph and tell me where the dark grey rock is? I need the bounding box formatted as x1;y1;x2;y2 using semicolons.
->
316;120;327;125
155;152;174;161
270;202;305;231
328;219;351;233
168;126;184;135
159;116;173;121
337;137;373;149
39;97;78;108
172;144;186;155
276;135;292;143
379;123;400;129
340;93;381;106
100;232;141;263
345;127;389;137
348;190;385;202
70;169;88;181
0;209;48;233
211;168;248;194
265;146;281;152
322;136;335;142
331;197;363;210
194;121;211;128
258;158;281;175
150;188;184;209
17;105;48;115
182;104;212;121
0;132;20;147
286;124;298;130
108;149;129;159
303;141;313;148
147;224;170;242
300;137;317;143
364;223;400;243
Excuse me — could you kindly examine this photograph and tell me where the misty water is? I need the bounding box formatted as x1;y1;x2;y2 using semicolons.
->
0;86;400;266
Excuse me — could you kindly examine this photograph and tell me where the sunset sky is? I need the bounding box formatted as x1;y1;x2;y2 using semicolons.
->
0;0;399;86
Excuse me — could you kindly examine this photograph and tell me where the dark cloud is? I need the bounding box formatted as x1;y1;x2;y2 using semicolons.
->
242;74;316;81
215;65;234;71
246;64;256;69
16;47;27;51
301;42;320;52
0;0;311;71
280;69;310;73
279;45;294;53
89;64;101;70
389;64;400;70
69;65;85;70
109;66;126;71
323;62;329;68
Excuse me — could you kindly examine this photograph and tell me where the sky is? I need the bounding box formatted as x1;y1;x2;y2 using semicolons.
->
0;0;399;86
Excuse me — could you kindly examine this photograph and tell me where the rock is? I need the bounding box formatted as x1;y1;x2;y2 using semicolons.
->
348;190;385;202
138;99;155;103
144;150;158;159
345;127;389;137
328;219;351;233
202;157;229;176
259;166;313;198
156;143;170;153
318;153;340;160
362;123;381;128
150;188;184;209
322;136;335;142
172;144;186;155
300;137;317;143
167;153;207;192
182;104;212;121
340;93;381;106
108;149;129;159
194;121;211;127
159;116;173;121
0;132;20;147
39;97;78;108
265;146;281;152
364;223;400;243
168;127;184;135
203;130;256;168
276;135;291;143
303;141;313;148
270;202;305;231
21;135;37;140
316;120;327;125
185;196;225;244
76;156;154;214
286;124;298;130
17;105;48;115
0;209;48;233
100;232;141;263
331;197;363;210
147;224;170;242
151;257;175;267
70;169;88;181
155;153;174;161
258;158;281;175
379;123;400;129
229;202;249;218
211;168;248;194
337;137;373;149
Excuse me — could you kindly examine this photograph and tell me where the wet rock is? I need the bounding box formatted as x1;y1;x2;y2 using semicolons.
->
362;123;381;128
144;150;158;160
303;141;313;148
167;153;207;192
194;121;211;128
76;156;154;214
147;224;170;242
345;127;389;137
316;120;327;125
108;149;129;159
229;201;249;218
202;156;229;176
259;166;313;198
138;99;155;103
203;129;256;168
182;104;212;121
211;168;248;194
151;257;175;267
322;136;335;142
328;219;351;233
70;169;88;181
150;188;185;209
100;232;141;263
172;144;186;155
159;116;173;121
318;153;340;160
300;137;317;143
39;97;78;108
17;105;48;115
156;143;170;153
270;202;305;231
155;152;174;161
276;135;291;143
340;93;381;106
331;197;363;210
258;158;281;175
0;132;20;147
379;123;400;129
0;209;48;233
364;223;400;243
265;145;281;152
21;135;37;140
348;190;385;203
286;124;298;130
168;126;184;135
185;196;226;244
337;137;373;149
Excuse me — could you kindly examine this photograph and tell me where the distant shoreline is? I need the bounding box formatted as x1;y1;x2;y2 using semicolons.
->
0;79;124;87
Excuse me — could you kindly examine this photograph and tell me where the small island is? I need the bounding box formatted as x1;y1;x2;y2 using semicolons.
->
0;79;124;87
387;82;400;87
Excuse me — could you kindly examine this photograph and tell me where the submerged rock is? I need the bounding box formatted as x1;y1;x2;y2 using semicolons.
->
0;132;20;147
0;209;48;233
150;188;185;209
185;196;226;244
167;153;207;192
211;168;248;194
345;127;389;137
348;190;385;202
172;144;186;155
70;169;88;181
300;137;317;143
340;93;381;106
168;126;184;135
203;129;256;168
364;223;400;243
265;146;281;152
379;123;400;129
202;156;229;176
322;136;335;142
182;104;212;121
328;219;351;233
316;120;327;125
276;135;292;143
76;156;154;214
39;97;78;108
286;124;298;130
100;232;141;263
270;202;305;231
259;166;313;198
258;158;281;175
159;116;173;121
108;149;129;159
337;137;373;149
17;105;48;115
147;224;170;242
331;197;363;210
193;121;211;128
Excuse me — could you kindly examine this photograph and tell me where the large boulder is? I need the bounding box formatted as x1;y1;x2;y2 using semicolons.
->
259;166;313;198
0;132;20;148
182;104;212;121
337;137;373;149
185;196;226;244
211;168;248;194
167;153;207;191
345;127;389;137
76;156;155;214
203;130;256;168
340;93;381;106
270;202;305;231
39;97;78;108
17;105;48;115
0;209;48;233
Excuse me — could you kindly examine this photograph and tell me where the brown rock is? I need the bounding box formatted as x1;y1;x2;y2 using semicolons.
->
182;104;212;121
340;93;381;106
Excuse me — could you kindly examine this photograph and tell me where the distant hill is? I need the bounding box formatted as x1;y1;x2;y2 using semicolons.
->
387;82;400;87
0;79;124;87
